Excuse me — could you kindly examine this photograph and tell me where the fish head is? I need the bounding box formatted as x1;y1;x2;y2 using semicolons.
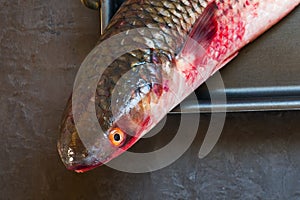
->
58;59;166;172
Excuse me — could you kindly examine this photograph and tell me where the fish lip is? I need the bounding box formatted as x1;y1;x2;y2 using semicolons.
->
66;161;104;173
57;140;105;173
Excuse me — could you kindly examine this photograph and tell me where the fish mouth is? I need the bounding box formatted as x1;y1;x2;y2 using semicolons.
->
67;162;103;173
57;102;113;172
57;124;117;173
57;142;104;173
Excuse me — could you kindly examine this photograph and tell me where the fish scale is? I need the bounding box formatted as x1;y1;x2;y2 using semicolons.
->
58;0;300;172
91;1;206;131
103;0;204;39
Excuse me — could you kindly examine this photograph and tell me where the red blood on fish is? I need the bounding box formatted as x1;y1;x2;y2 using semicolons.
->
58;0;300;172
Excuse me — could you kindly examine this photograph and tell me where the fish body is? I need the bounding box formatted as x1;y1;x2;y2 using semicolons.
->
58;0;300;172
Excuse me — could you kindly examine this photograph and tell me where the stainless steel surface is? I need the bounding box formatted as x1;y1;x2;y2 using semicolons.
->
96;0;300;113
173;86;300;113
100;0;112;34
82;0;123;34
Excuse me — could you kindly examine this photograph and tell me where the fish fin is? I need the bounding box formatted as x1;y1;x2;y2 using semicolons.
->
175;2;218;83
180;2;218;56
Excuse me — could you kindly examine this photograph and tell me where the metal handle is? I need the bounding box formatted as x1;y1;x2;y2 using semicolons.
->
81;0;100;10
81;0;115;34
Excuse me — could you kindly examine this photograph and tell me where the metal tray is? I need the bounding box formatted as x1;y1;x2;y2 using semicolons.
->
82;0;300;113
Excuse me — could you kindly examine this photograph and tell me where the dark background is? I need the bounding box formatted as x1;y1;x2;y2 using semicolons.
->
0;1;300;199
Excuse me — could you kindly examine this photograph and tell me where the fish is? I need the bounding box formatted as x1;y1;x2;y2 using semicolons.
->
58;0;300;172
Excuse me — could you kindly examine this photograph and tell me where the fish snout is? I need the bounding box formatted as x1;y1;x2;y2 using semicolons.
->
57;111;104;172
57;132;103;173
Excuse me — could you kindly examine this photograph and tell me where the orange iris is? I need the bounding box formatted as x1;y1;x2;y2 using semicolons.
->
109;127;126;147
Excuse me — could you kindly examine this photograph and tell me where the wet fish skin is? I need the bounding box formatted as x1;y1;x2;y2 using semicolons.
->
58;0;300;172
58;0;207;172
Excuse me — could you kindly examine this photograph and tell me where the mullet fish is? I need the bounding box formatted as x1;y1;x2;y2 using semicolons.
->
58;0;300;172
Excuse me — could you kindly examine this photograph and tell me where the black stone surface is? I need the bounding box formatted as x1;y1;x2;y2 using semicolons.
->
1;1;300;199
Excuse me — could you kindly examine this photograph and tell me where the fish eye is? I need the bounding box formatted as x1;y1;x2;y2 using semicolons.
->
109;127;126;147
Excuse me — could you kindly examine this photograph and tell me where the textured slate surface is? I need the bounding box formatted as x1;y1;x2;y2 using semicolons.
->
0;1;300;199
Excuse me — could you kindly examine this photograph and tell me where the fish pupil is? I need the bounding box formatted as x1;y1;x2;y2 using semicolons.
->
114;133;121;141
